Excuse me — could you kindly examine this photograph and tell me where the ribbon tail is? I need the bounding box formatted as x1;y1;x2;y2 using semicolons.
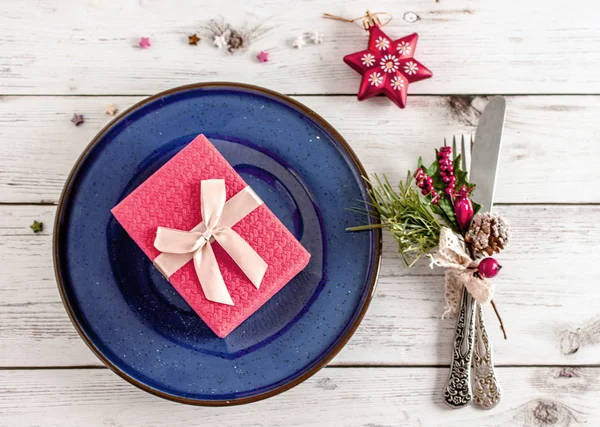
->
193;241;234;306
155;227;205;253
213;228;267;289
462;271;495;306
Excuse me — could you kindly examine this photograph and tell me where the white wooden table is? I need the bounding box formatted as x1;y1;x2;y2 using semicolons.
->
2;1;600;425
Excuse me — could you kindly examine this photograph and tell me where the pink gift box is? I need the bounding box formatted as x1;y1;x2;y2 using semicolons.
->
111;134;311;337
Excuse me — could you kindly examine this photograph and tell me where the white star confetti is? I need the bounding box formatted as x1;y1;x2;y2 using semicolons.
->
213;34;229;49
104;104;118;116
292;35;306;49
310;31;323;44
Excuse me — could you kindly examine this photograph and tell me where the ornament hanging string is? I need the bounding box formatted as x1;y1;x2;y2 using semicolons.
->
323;11;392;30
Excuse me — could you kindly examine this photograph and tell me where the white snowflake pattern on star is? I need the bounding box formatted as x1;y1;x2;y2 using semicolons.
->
369;72;383;86
361;53;375;67
390;76;404;90
380;54;400;73
293;35;306;49
404;61;419;75
397;41;412;55
375;36;390;51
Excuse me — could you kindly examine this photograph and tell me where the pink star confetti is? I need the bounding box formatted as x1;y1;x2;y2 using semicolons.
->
71;113;84;126
139;37;151;49
257;51;269;63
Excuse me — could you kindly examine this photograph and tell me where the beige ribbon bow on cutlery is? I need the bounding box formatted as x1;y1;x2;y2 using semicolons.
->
153;179;268;306
429;227;495;318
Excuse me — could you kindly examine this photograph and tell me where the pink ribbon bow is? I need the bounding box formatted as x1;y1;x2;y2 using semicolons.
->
153;179;268;306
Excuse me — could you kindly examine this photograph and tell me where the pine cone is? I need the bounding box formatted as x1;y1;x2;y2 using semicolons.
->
465;212;511;257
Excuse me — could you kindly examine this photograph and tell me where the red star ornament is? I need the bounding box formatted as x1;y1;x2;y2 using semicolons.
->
344;26;432;109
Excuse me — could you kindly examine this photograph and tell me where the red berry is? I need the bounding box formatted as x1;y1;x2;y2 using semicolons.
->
454;195;474;231
478;258;502;278
422;189;429;195
425;177;433;185
442;176;450;183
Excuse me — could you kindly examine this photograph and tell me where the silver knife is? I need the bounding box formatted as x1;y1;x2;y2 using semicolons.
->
442;96;506;409
469;96;506;409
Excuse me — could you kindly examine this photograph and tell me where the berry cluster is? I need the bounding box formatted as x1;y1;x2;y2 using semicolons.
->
438;147;457;197
414;168;441;204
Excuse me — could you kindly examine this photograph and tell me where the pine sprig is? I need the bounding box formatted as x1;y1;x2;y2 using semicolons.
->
347;173;442;267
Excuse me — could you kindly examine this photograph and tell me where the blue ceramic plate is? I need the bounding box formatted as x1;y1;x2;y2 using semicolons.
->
54;83;381;405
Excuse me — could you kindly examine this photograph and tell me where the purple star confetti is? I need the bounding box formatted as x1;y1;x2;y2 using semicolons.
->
71;113;84;126
257;50;269;63
139;37;151;49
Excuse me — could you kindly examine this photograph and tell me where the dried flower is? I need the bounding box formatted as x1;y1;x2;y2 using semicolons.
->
30;220;43;233
227;30;243;52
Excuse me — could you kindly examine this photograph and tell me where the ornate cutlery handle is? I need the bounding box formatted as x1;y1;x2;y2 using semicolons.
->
472;303;502;409
443;288;476;408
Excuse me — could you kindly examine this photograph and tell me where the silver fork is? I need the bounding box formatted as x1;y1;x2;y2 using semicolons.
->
442;136;502;409
442;135;476;408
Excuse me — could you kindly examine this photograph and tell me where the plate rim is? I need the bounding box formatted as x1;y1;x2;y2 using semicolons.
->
53;81;382;406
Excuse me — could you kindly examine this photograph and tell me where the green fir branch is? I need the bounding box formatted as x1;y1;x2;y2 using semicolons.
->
347;173;442;267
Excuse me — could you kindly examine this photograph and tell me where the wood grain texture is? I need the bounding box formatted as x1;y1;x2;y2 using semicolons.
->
2;204;599;367
0;367;598;427
1;0;600;95
1;95;599;204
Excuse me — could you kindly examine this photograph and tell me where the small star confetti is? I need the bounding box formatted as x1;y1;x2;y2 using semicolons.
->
30;220;43;233
139;37;151;49
310;31;323;44
71;113;84;126
188;34;200;45
105;104;118;116
292;35;305;49
213;34;228;49
257;51;269;63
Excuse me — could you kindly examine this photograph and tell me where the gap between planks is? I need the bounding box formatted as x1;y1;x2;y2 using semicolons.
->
2;364;600;371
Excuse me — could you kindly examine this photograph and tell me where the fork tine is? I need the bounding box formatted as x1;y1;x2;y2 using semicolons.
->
461;135;466;171
444;137;447;147
452;135;458;161
462;134;471;177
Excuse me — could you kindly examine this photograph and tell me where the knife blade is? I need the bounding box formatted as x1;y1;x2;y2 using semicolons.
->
470;96;506;213
469;96;506;409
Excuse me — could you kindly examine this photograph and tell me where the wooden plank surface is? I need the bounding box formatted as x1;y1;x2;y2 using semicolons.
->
1;95;599;204
1;367;598;427
3;203;599;367
1;1;600;95
2;0;600;423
